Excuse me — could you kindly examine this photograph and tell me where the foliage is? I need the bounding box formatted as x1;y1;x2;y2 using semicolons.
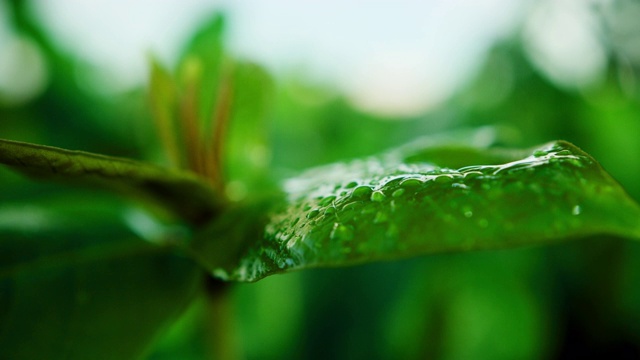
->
2;3;640;360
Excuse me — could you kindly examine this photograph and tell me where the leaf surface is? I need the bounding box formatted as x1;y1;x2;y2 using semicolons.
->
198;141;640;281
0;138;221;225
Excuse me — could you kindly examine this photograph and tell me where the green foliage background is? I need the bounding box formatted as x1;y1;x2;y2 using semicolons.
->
2;1;640;359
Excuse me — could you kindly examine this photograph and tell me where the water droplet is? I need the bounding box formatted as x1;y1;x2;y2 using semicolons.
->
452;183;469;190
400;178;423;188
351;186;373;198
568;158;584;167
338;202;360;222
392;188;405;198
345;181;358;189
330;223;354;241
306;209;320;219
383;178;403;188
435;175;453;184
324;207;336;216
533;150;546;157
371;191;386;202
318;195;336;207
291;217;300;226
340;202;359;213
213;269;230;280
463;171;483;179
572;205;581;215
464;210;473;218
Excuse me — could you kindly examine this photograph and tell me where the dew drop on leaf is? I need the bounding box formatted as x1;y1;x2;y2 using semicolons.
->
400;178;423;188
371;191;386;202
351;186;373;199
345;181;358;189
392;188;405;198
572;205;581;215
464;171;483;179
318;195;336;207
435;175;453;184
306;209;320;219
330;223;354;241
324;207;336;216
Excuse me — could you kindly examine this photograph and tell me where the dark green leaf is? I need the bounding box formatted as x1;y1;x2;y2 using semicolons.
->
0;196;203;360
197;141;640;282
0;138;221;225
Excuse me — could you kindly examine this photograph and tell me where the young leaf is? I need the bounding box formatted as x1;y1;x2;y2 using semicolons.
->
0;138;221;225
197;141;640;282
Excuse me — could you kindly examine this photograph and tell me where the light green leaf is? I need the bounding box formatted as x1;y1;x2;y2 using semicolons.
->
0;138;221;225
197;141;640;282
0;196;203;360
225;61;274;196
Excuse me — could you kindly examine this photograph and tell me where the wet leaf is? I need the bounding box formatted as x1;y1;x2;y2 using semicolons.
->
0;138;221;225
200;141;640;282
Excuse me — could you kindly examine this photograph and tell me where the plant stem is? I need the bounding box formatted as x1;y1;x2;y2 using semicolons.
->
204;275;240;360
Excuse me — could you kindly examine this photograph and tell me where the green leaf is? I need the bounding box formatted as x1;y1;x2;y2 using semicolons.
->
177;14;226;131
0;196;203;360
148;59;182;168
225;61;274;196
196;140;640;282
0;138;221;225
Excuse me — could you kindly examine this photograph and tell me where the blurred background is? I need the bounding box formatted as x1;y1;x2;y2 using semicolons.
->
2;0;640;359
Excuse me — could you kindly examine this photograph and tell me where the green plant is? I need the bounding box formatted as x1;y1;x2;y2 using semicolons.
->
3;10;640;360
